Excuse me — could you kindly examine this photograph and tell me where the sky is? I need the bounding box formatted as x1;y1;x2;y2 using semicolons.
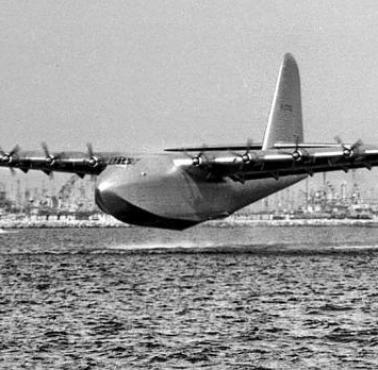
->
1;0;378;190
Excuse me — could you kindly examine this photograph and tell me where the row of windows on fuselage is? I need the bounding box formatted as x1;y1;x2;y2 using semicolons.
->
107;156;134;165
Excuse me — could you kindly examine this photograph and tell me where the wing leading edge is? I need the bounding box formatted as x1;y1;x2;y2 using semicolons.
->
174;142;378;183
0;144;132;178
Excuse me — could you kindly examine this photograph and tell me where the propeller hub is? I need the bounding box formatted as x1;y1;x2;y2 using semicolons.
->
86;143;99;168
343;148;352;157
46;156;55;165
87;156;99;168
41;143;58;166
192;156;202;167
2;154;11;163
292;150;302;161
241;152;252;164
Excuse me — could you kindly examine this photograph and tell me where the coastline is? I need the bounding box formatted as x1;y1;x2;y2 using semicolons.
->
0;218;127;229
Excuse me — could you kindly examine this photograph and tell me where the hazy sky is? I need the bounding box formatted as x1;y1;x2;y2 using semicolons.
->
1;0;378;188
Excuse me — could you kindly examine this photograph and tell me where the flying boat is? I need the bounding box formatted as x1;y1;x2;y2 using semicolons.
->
1;54;376;229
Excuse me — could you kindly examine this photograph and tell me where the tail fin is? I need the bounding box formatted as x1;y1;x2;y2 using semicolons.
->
262;53;303;150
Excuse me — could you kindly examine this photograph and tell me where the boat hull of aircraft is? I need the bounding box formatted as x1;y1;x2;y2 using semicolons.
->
95;154;306;229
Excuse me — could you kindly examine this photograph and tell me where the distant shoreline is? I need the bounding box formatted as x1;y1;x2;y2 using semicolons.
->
0;218;378;229
0;219;127;229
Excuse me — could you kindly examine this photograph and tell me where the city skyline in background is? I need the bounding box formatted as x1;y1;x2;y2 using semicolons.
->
1;169;377;217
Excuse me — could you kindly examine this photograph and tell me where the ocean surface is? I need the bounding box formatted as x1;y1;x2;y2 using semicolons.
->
1;225;378;369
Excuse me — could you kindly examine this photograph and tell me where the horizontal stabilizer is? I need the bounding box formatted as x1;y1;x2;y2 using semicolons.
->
165;144;262;152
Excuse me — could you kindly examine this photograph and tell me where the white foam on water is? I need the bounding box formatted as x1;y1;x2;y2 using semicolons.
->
108;242;378;252
331;244;378;250
0;229;17;234
108;240;217;250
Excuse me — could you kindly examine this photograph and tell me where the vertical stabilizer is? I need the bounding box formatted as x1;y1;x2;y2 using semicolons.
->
262;53;303;149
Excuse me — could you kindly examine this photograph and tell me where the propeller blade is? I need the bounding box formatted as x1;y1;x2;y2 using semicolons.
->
85;143;99;167
8;144;20;157
230;140;254;165
87;143;94;158
334;136;343;145
41;142;50;158
334;136;352;157
235;138;255;164
334;136;364;157
41;142;61;165
294;134;300;151
9;145;20;156
0;147;7;163
351;139;363;151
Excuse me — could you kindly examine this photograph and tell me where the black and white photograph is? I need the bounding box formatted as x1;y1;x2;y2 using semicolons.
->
1;1;378;368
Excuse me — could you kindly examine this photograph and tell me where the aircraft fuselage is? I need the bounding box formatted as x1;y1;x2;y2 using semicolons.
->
95;153;305;229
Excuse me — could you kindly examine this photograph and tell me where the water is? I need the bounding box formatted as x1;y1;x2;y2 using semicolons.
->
1;226;378;369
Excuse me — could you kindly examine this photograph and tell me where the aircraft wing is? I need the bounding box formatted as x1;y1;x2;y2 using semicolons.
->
174;141;378;182
0;144;130;177
164;142;339;152
3;140;378;182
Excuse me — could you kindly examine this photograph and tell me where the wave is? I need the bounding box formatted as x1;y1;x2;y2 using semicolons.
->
0;228;17;234
3;241;378;256
331;244;378;250
108;241;217;251
102;242;378;256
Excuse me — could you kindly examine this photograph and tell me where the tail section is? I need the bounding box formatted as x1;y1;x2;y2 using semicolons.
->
262;53;303;150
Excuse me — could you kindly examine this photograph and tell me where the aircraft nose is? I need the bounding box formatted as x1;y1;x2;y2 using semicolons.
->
94;181;120;214
94;188;109;213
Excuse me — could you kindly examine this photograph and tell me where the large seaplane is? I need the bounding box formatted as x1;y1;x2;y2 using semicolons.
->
1;54;376;229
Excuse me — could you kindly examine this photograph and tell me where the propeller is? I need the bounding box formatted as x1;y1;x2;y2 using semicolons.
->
291;135;302;161
0;145;20;164
41;142;64;178
334;136;363;158
0;145;20;175
182;144;209;167
232;138;256;165
41;142;60;166
85;143;99;168
241;138;254;164
277;135;308;164
289;134;310;162
187;151;207;167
